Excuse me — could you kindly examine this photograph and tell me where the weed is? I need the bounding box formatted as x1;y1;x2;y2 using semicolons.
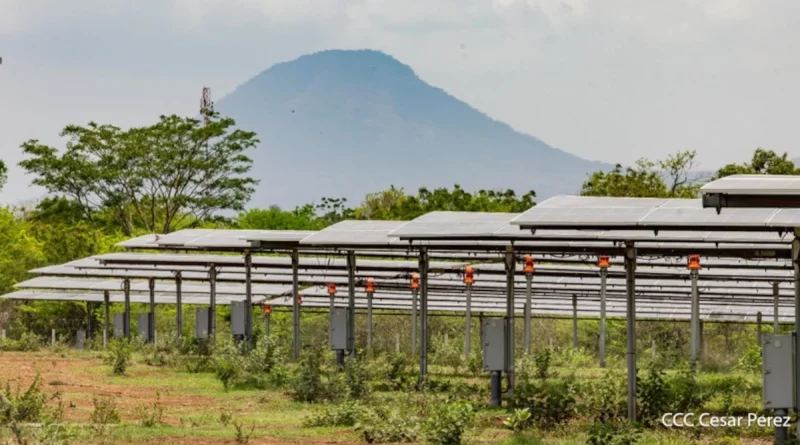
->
137;392;164;428
232;419;255;444
503;408;532;432
103;338;132;375
89;396;120;425
421;401;475;445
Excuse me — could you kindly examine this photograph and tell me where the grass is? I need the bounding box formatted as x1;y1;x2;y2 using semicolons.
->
0;349;775;445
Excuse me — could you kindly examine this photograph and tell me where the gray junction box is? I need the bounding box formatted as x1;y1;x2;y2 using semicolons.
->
113;313;125;338
137;313;151;342
483;318;506;372
329;308;349;351
196;308;209;339
231;301;246;337
75;330;85;350
762;334;795;410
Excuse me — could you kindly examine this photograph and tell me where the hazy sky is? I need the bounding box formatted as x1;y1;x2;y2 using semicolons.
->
2;0;799;205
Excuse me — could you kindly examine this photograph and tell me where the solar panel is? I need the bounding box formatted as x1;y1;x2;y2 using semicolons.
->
299;220;406;246
701;175;800;195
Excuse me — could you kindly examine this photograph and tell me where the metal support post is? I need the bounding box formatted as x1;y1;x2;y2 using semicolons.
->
465;282;472;356
346;251;356;359
244;251;253;349
624;242;637;422
792;235;800;440
264;308;271;339
209;265;217;339
291;250;300;360
490;371;502;407
504;246;515;393
175;272;183;343
86;301;92;339
572;294;578;348
774;282;780;333
757;312;763;347
524;272;533;353
419;247;429;381
367;291;374;351
412;288;418;356
123;278;131;339
777;408;788;445
690;268;700;367
600;266;608;367
148;278;156;343
103;290;110;348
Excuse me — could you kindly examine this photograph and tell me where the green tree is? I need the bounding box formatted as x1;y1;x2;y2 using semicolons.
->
581;150;700;198
0;159;7;192
714;147;798;179
235;204;329;230
19;112;258;235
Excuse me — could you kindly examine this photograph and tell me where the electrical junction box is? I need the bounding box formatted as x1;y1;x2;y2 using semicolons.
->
231;301;247;336
196;308;210;339
762;334;795;410
329;308;349;351
482;318;506;372
113;313;125;338
75;330;85;350
137;313;151;342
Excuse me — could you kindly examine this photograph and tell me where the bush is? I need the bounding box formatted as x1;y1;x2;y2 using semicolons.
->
304;400;366;427
577;370;627;422
587;421;641;445
553;347;595;368
422;401;475;445
534;350;553;379
345;352;371;399
214;355;241;392
637;365;670;427
3;373;47;423
503;408;532;432
104;339;133;375
137;392;164;428
1;375;71;445
738;346;762;373
668;367;709;413
508;377;576;429
291;347;325;403
431;335;465;374
90;396;120;425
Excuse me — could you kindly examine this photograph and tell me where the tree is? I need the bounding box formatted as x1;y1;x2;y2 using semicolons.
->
581;150;701;198
235;205;329;230
0;159;6;192
19;112;259;235
714;147;798;179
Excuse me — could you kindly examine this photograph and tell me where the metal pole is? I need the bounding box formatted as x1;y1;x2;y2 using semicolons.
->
774;282;780;333
690;268;699;367
209;265;217;339
572;294;578;348
757;312;763;347
792;235;800;439
175;271;183;343
367;291;373;351
600;267;608;367
291;250;300;360
412;288;418;356
123;278;131;339
776;408;788;445
624;241;637;422
103;290;110;348
86;301;92;339
504;246;515;393
419;247;429;381
244;251;253;349
465;283;472;356
148;278;156;343
524;273;532;354
264;308;270;339
346;251;356;359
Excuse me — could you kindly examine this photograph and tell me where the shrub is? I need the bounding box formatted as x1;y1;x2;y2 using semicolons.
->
17;332;43;352
553;347;595;368
137;392;164;428
214;355;241;392
90;395;120;434
291;347;325;403
345;353;371;399
3;373;47;423
357;410;421;443
104;339;133;375
637;364;670;427
577;370;627;422
304;400;366;427
738;346;762;373
503;408;532;432
504;432;546;445
587;421;641;445
422;402;475;445
534;350;553;379
431;335;465;374
668;367;709;413
508;377;576;429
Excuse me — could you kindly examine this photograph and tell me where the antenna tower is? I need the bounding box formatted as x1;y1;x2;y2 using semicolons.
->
200;87;213;125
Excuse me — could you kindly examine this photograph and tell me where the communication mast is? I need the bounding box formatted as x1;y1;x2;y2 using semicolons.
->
200;87;213;125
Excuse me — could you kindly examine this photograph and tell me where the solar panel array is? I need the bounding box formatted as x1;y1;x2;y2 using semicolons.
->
701;175;800;195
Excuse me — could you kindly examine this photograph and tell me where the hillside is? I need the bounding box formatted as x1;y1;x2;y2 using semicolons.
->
216;49;611;209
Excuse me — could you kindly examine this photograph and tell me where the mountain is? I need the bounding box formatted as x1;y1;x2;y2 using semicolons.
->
216;49;611;209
